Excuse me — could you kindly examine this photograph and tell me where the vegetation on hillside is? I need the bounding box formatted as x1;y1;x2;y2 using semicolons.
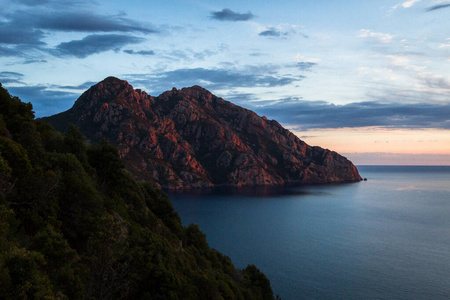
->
0;83;276;299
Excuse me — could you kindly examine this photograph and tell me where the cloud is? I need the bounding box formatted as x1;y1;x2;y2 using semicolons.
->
34;11;157;34
159;49;219;62
220;91;257;104
400;0;421;8
0;26;46;45
421;75;450;90
53;34;145;58
210;9;254;21
0;46;22;56
53;81;97;90
123;49;155;55
0;9;156;51
23;59;48;64
6;85;80;117
296;62;318;72
392;0;421;10
258;25;307;39
259;27;281;37
358;29;393;43
254;98;450;129
426;3;450;11
439;38;450;48
127;67;304;95
0;72;24;84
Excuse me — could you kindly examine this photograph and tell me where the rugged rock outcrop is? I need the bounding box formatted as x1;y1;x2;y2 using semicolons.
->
45;77;362;189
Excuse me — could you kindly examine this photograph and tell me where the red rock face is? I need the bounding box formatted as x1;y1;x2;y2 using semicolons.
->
45;76;362;189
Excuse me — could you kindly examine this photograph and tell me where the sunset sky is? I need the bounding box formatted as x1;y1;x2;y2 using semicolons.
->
1;0;449;165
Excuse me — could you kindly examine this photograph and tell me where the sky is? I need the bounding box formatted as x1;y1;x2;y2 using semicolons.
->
0;0;449;165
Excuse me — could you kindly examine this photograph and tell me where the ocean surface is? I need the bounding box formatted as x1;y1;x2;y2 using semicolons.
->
168;166;450;300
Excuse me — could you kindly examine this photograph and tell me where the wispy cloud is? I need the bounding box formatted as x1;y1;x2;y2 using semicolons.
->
0;72;25;84
123;49;155;55
426;3;450;11
23;59;48;64
358;29;393;43
259;27;282;37
159;49;218;61
210;8;254;21
6;85;80;117
258;25;307;39
254;98;450;129
400;0;421;8
0;46;23;57
53;34;145;58
126;66;305;95
392;0;422;10
53;81;96;90
296;62;318;72
438;38;450;48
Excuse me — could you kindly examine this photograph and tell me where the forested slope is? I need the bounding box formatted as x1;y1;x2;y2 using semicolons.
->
0;83;276;300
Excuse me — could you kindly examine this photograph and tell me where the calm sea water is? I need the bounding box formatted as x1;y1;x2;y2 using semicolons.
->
168;166;450;300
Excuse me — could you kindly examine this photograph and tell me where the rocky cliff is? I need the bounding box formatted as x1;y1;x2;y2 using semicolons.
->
44;77;362;189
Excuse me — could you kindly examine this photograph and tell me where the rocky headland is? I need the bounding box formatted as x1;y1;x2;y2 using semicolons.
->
44;77;362;189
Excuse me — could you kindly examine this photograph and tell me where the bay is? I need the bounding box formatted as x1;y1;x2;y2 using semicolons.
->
168;166;450;299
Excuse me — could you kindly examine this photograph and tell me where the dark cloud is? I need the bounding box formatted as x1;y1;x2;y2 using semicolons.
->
0;72;25;84
254;99;450;129
7;85;79;117
53;34;145;58
423;77;450;90
259;28;281;37
123;49;155;55
296;62;317;72
211;9;254;21
127;67;304;95
23;59;48;64
0;46;22;56
0;9;156;53
258;26;307;39
0;71;24;77
0;26;46;45
426;3;450;11
34;11;157;34
53;81;97;90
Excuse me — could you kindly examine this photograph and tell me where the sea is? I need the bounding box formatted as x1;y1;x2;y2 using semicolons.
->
168;166;450;300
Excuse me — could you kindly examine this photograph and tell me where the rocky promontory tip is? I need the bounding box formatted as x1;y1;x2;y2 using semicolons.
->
44;77;362;189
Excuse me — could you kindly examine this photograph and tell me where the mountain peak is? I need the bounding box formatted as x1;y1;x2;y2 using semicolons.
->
102;76;125;83
44;77;362;189
94;76;132;91
71;76;140;112
181;85;214;97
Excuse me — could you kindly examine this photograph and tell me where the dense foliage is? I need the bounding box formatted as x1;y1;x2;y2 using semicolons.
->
0;83;276;299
